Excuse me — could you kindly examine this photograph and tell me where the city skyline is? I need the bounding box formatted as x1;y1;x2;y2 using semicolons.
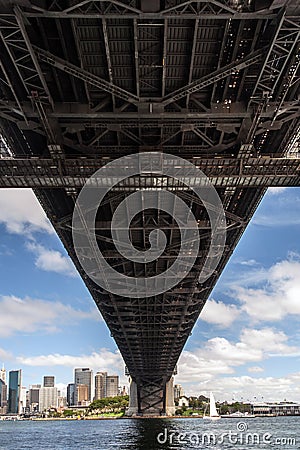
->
1;187;300;402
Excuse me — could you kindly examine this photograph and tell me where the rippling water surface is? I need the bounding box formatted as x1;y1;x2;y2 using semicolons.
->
0;417;299;449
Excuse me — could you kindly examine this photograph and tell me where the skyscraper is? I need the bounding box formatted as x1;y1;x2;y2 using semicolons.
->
76;384;89;405
74;368;92;404
43;376;55;388
94;372;107;400
8;369;22;414
39;386;58;412
0;379;6;407
106;375;119;398
29;385;41;412
67;383;75;406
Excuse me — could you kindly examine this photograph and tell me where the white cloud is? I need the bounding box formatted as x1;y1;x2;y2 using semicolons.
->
235;258;300;322
17;348;123;370
17;349;128;388
248;366;264;373
177;328;300;400
26;242;77;277
177;328;297;384
200;299;240;327
17;349;126;386
238;259;258;267
183;373;298;402
267;187;288;195
0;295;99;337
0;189;53;235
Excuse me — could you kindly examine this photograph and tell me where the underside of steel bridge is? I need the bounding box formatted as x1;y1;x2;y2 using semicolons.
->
0;0;299;415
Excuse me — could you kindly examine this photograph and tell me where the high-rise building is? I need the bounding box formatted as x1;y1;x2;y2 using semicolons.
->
29;385;41;412
94;372;107;400
43;376;55;388
39;386;58;412
20;386;27;413
0;364;6;384
0;379;6;406
76;384;89;405
67;383;75;406
74;368;92;404
94;373;119;399
0;378;7;414
8;369;22;414
106;375;119;398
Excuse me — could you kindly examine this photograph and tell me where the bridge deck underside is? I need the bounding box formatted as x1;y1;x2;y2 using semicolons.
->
0;0;299;390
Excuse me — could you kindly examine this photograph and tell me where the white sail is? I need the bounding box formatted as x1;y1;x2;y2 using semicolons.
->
203;391;221;420
209;392;219;417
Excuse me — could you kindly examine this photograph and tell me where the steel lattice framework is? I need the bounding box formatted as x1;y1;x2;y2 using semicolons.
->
0;0;299;415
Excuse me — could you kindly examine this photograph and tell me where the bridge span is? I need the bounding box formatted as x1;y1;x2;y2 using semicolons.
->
0;0;299;415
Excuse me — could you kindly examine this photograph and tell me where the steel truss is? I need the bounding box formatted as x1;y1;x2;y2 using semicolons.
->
24;0;278;19
0;155;299;189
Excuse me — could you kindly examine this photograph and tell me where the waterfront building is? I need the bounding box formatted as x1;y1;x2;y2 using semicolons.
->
29;384;41;412
8;369;22;414
20;386;27;413
74;368;93;404
94;372;107;400
252;402;300;416
94;372;119;399
67;383;75;406
43;376;55;388
39;386;58;412
76;384;89;406
106;375;119;398
174;384;184;400
0;378;7;407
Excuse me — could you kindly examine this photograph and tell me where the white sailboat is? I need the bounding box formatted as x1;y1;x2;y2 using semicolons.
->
203;392;221;420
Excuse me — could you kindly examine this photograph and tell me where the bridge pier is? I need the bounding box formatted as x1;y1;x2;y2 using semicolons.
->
126;377;175;417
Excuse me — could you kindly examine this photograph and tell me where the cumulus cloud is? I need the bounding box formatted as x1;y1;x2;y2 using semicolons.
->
26;242;77;277
17;348;123;370
177;327;297;383
17;349;126;385
235;258;300;321
0;189;53;235
200;299;240;327
0;295;99;337
183;373;298;402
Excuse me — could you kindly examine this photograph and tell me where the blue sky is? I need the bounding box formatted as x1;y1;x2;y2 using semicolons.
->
1;187;300;402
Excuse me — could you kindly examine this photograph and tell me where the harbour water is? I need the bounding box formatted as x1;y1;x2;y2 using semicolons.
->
0;416;299;449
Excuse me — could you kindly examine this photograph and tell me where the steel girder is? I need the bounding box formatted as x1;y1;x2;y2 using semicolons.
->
22;0;279;20
0;155;299;189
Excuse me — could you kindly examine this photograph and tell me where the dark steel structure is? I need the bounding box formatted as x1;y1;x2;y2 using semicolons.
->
0;0;299;415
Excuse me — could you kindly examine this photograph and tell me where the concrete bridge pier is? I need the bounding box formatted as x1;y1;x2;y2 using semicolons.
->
126;377;175;417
